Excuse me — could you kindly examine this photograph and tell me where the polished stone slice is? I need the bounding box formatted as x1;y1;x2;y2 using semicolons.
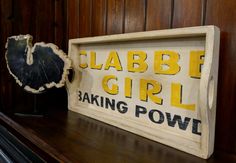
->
5;35;71;93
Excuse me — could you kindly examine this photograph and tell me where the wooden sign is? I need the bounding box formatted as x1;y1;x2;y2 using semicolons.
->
66;26;220;159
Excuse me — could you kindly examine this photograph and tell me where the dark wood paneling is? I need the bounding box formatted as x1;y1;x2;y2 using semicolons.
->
35;0;55;42
11;0;36;35
172;0;204;28
146;0;172;30
205;0;236;154
107;0;124;34
79;0;92;37
91;0;107;36
55;0;67;51
0;0;68;114
0;0;12;68
0;0;13;113
124;0;146;33
68;0;80;39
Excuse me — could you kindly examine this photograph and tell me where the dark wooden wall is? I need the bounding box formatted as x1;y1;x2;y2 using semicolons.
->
0;0;68;113
1;0;236;156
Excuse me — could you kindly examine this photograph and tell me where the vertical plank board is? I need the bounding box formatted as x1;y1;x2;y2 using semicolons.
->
35;0;55;42
107;0;124;34
124;0;146;33
146;0;172;30
205;0;236;153
0;1;1;26
0;0;13;67
172;0;203;28
11;0;36;35
55;0;67;51
79;0;92;37
0;0;13;113
68;0;80;39
91;0;107;36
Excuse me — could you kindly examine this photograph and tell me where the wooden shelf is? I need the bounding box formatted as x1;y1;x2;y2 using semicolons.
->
0;109;236;163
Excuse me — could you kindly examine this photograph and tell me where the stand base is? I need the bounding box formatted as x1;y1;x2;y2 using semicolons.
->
14;113;44;117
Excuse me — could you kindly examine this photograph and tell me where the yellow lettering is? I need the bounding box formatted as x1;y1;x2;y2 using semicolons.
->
125;77;132;98
90;51;103;70
189;50;205;78
79;50;88;68
104;51;122;71
140;79;162;104
127;51;148;72
171;83;195;111
154;50;180;75
102;75;118;95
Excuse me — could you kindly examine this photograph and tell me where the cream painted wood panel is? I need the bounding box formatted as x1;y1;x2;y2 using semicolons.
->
66;26;220;159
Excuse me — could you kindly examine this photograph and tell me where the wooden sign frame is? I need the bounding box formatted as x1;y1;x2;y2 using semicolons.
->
66;26;220;159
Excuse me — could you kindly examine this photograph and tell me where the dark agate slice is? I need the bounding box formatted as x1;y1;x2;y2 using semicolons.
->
5;35;71;93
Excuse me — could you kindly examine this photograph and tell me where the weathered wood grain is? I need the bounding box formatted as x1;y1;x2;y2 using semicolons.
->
172;0;204;28
146;0;172;30
79;0;92;37
91;0;107;36
124;0;146;33
107;0;124;34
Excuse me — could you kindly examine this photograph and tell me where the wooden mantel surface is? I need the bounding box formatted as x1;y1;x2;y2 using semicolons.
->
0;109;236;163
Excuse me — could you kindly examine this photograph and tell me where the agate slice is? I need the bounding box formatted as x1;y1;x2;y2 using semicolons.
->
5;35;71;93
